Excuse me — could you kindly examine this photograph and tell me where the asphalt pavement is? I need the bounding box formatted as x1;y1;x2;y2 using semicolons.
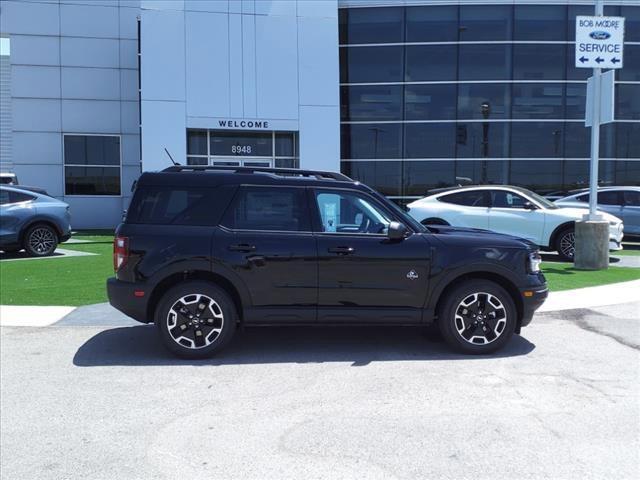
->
1;303;639;480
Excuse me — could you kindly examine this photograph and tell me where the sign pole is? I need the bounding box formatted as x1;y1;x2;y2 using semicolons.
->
588;0;604;221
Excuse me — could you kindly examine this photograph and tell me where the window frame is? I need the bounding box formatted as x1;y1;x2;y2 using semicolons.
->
219;184;312;234
62;133;122;197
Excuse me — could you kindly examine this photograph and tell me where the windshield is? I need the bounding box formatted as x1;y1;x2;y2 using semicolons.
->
513;186;558;209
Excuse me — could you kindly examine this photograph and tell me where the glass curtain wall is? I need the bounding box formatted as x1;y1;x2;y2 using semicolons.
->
339;3;640;201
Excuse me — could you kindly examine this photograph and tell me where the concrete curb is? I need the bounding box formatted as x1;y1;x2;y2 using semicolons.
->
538;279;640;312
0;305;76;327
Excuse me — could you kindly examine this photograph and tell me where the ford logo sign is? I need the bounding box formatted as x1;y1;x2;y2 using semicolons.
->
590;31;611;40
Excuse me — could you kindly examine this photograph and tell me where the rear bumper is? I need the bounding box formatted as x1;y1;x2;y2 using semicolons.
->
106;277;151;323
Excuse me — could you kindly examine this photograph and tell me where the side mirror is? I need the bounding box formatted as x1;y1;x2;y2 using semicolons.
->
387;221;408;240
523;201;537;210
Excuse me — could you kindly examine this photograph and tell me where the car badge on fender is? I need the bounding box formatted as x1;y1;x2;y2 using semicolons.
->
406;270;419;280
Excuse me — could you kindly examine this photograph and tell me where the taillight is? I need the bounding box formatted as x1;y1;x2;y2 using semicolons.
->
113;236;129;272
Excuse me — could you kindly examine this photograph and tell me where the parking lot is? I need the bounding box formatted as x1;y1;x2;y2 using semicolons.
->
1;302;638;480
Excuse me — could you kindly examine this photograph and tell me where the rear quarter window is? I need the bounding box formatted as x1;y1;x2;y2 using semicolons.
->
126;186;234;225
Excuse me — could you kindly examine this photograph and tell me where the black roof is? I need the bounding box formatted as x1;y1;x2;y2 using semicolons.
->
137;165;358;190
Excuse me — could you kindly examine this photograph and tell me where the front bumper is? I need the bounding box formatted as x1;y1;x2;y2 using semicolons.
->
609;223;624;251
107;277;151;323
519;286;548;329
609;240;623;251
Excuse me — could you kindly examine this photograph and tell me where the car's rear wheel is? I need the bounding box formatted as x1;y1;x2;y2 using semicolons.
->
555;227;575;262
437;280;516;354
155;281;237;359
23;224;58;257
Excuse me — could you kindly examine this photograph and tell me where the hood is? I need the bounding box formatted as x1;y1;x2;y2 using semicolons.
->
425;225;538;250
546;206;622;224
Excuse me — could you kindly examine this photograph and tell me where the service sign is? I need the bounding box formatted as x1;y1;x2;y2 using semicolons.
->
575;16;625;69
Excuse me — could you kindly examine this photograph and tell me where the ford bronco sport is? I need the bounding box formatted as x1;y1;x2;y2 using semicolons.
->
107;166;548;358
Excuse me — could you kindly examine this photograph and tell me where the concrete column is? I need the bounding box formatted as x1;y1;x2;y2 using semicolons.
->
574;220;609;270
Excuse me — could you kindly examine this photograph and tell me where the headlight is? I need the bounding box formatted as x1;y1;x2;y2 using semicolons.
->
528;251;542;273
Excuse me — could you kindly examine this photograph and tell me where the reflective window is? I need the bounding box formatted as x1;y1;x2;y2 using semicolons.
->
511;123;564;158
459;44;511;80
615;124;640;159
459;5;512;41
616;84;640;120
222;187;310;232
439;190;489;207
340;46;403;83
457;84;510;120
406;6;458;42
404;84;456;121
275;132;296;157
340;85;403;122
513;44;565;80
339;7;404;44
599;124;617;159
64;135;121;195
621;6;640;42
187;130;207;155
451;160;509;185
403;161;457;196
404;124;455;159
618;46;640;82
563;160;590;190
342;161;402;197
455;123;510;158
566;43;590;81
565;84;587;119
509;161;563;195
315;190;392;235
406;45;457;81
210;131;271;157
187;157;208;166
512;84;564;119
568;5;594;40
564;122;590;158
341;124;402;159
514;5;566;41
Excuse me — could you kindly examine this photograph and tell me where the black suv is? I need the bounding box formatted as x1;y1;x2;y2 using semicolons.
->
107;166;547;358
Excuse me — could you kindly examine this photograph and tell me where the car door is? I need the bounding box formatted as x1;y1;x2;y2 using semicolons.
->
213;185;317;323
621;190;640;235
311;188;431;324
487;190;545;244
437;190;490;229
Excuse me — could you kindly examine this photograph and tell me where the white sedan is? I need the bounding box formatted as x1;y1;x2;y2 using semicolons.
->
407;185;624;261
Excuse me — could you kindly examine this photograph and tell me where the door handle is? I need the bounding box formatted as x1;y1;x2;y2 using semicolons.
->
328;246;355;255
228;244;256;253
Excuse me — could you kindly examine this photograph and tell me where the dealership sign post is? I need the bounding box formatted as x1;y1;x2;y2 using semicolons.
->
573;1;624;270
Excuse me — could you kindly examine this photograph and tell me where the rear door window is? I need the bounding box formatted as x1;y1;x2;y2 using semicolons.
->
597;191;622;205
623;191;640;207
439;190;489;207
127;186;230;225
221;187;310;232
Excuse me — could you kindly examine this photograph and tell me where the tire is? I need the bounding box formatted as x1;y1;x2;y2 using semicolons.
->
421;218;449;226
437;280;517;355
23;224;58;257
554;227;575;262
155;281;237;359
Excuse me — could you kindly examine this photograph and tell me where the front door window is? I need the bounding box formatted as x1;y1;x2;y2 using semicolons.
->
315;191;392;235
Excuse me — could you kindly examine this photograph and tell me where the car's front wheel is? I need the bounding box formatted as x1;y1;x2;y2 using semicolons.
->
555;227;575;261
155;281;237;359
437;280;516;354
23;224;58;257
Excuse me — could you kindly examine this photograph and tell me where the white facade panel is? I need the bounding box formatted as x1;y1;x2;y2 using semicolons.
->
119;6;140;40
0;0;60;36
121;101;140;134
141;100;186;172
119;39;139;69
12;132;62;165
185;11;230;117
10;35;60;67
120;69;139;101
64;197;124;228
11;66;61;99
60;4;120;38
299;105;340;172
298;0;338;18
141;0;184;11
298;16;340;107
255;0;297;17
12;98;61;132
255;15;298;119
241;14;257;118
61;68;121;100
140;9;185;101
184;0;228;13
61;37;120;68
14;164;63;197
241;0;255;15
121;134;141;166
229;14;244;117
61;100;121;133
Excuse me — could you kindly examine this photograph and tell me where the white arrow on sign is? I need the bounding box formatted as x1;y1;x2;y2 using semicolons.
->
575;16;625;69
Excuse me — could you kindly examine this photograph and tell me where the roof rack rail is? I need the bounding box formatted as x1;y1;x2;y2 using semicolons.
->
161;165;352;182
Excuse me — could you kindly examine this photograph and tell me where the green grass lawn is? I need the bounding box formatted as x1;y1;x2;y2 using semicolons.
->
1;231;640;305
541;262;640;291
0;233;114;306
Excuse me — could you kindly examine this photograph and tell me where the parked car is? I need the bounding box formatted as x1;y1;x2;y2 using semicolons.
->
406;185;624;261
554;187;640;236
0;186;72;256
108;166;548;358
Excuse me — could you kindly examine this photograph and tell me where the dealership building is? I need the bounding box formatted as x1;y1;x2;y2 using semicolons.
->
0;0;638;227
